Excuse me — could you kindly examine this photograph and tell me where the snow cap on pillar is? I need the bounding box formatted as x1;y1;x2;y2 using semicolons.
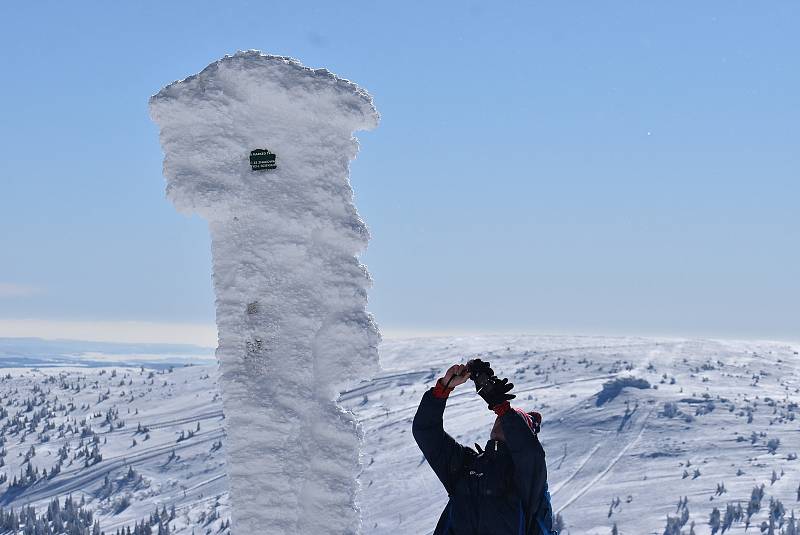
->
148;50;379;221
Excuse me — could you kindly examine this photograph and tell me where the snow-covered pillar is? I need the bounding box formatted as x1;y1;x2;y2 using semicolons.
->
149;51;380;534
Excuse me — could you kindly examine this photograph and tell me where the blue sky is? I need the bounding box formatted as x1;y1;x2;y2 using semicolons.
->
1;1;798;345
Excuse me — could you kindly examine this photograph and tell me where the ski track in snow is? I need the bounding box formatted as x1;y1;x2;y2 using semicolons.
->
554;407;653;514
550;442;603;497
7;429;226;505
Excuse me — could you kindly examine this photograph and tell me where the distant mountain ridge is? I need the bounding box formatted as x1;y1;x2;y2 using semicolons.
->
0;337;216;368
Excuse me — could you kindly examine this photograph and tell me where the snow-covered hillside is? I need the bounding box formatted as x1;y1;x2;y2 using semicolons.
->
1;335;798;534
344;335;800;535
0;363;229;535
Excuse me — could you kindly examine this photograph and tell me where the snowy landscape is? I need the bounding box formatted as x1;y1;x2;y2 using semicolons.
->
3;3;797;535
1;334;798;534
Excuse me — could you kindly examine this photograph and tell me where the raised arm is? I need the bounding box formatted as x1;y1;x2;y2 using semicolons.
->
412;364;471;495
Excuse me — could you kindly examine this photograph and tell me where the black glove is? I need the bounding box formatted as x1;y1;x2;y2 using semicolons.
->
477;375;516;409
466;359;515;409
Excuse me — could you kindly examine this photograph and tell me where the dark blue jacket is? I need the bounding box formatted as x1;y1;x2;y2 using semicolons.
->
412;388;556;535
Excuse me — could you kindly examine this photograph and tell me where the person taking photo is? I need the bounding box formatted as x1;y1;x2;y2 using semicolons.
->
412;360;557;534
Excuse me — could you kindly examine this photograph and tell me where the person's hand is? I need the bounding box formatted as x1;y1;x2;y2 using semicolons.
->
478;376;516;409
441;364;470;389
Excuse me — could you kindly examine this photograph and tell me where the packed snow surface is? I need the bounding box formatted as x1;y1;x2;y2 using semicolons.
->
149;51;380;534
0;335;798;534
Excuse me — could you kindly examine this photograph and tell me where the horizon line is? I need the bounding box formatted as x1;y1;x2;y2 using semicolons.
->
0;318;797;349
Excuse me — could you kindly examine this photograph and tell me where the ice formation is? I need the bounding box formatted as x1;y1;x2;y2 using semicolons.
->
149;51;380;534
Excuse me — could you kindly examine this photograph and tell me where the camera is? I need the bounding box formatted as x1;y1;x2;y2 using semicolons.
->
463;358;516;408
465;358;495;394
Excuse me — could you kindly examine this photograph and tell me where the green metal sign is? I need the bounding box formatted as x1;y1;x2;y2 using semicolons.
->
250;149;276;171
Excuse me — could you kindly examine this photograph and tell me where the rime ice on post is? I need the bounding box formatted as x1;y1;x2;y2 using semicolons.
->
149;52;380;534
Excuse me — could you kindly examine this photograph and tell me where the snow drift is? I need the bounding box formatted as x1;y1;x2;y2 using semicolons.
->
149;51;380;534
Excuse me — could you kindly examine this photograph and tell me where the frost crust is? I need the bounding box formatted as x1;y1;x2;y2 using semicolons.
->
150;51;380;534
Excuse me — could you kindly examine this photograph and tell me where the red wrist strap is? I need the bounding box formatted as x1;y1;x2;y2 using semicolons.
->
493;400;511;416
432;378;454;399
